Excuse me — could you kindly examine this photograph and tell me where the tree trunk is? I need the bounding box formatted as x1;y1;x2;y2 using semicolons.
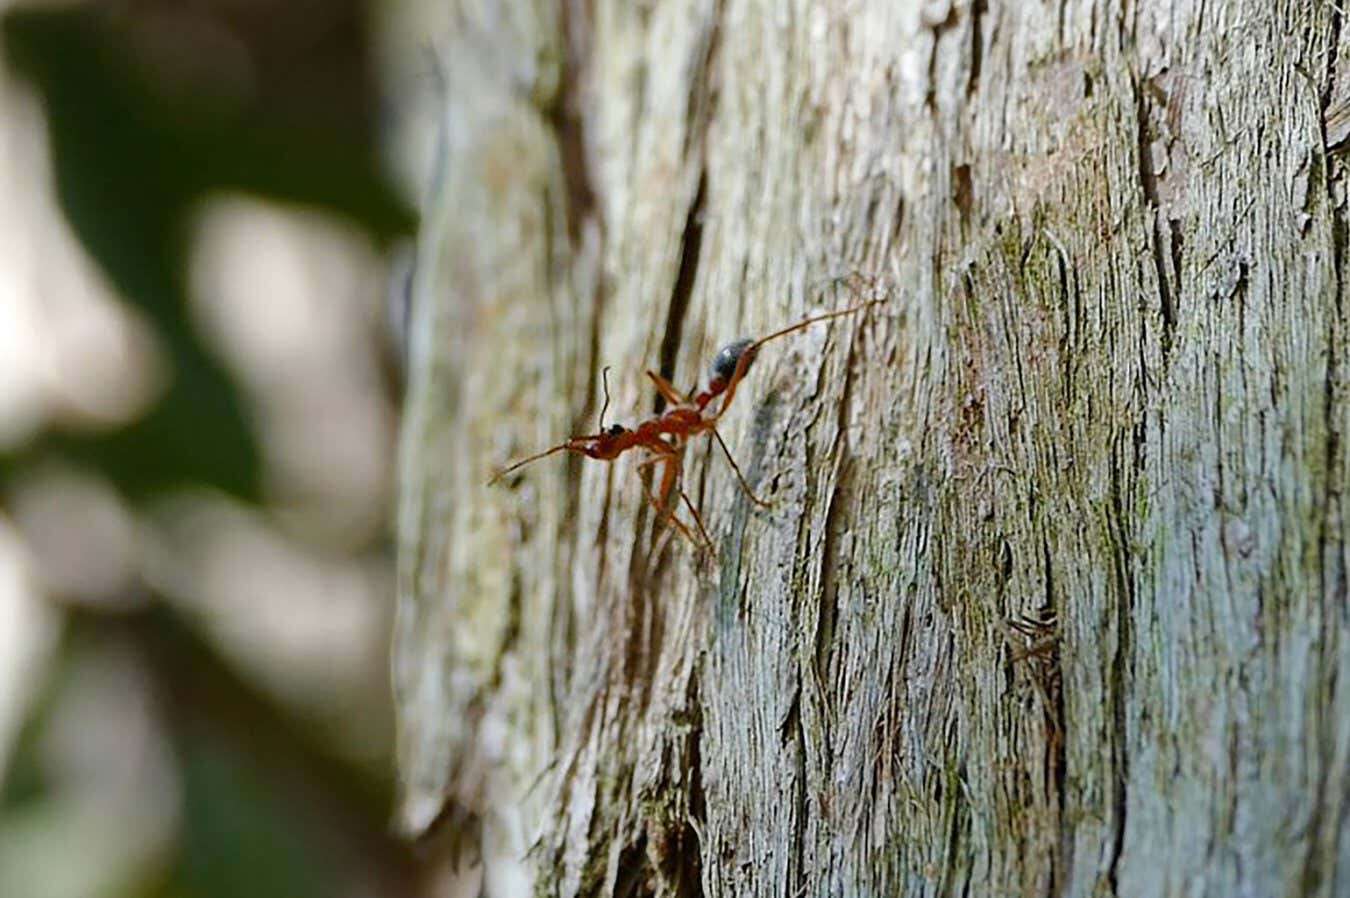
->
393;2;1349;895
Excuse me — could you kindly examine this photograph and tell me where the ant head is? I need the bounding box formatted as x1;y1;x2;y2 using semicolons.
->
710;337;757;384
581;424;628;460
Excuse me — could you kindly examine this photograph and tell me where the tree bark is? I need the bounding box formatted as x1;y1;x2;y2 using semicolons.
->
393;2;1350;896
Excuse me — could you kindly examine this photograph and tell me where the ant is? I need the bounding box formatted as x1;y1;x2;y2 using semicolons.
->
488;298;881;550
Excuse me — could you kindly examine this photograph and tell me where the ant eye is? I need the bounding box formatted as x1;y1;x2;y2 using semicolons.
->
710;337;756;382
607;424;626;436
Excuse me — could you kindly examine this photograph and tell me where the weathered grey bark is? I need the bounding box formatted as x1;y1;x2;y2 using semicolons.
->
393;2;1350;895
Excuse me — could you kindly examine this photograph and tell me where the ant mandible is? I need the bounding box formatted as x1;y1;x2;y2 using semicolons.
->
488;297;881;547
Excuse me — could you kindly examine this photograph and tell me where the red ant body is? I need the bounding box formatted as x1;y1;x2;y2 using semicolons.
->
488;300;879;547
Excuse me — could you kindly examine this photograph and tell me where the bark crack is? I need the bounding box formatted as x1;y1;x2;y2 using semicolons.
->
812;310;866;716
790;693;809;898
937;763;970;898
548;0;599;245
657;0;722;412
1104;423;1142;896
657;169;708;413
1133;77;1177;360
967;0;987;97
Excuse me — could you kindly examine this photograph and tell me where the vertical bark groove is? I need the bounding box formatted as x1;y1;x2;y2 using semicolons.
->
658;170;706;411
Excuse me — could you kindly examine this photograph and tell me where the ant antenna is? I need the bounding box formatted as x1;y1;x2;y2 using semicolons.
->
598;366;614;430
750;298;884;351
487;444;570;486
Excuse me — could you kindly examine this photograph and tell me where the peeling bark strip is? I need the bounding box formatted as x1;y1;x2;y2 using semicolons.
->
395;2;1350;896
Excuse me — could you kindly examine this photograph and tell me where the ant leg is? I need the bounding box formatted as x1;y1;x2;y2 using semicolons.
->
650;442;682;507
678;487;715;553
635;452;675;482
656;446;714;553
641;481;702;550
645;370;688;407
709;427;770;508
635;450;706;552
639;472;708;552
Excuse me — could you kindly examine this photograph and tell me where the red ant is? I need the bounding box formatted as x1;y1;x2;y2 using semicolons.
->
488;299;880;549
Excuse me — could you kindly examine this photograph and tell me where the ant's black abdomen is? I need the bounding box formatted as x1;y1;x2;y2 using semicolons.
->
710;338;756;382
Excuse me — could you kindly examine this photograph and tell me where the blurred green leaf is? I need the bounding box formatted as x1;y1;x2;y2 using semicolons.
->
1;606;413;898
135;603;413;898
176;747;335;898
0;4;414;502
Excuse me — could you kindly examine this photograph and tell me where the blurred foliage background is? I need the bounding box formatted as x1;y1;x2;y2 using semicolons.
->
0;0;448;895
